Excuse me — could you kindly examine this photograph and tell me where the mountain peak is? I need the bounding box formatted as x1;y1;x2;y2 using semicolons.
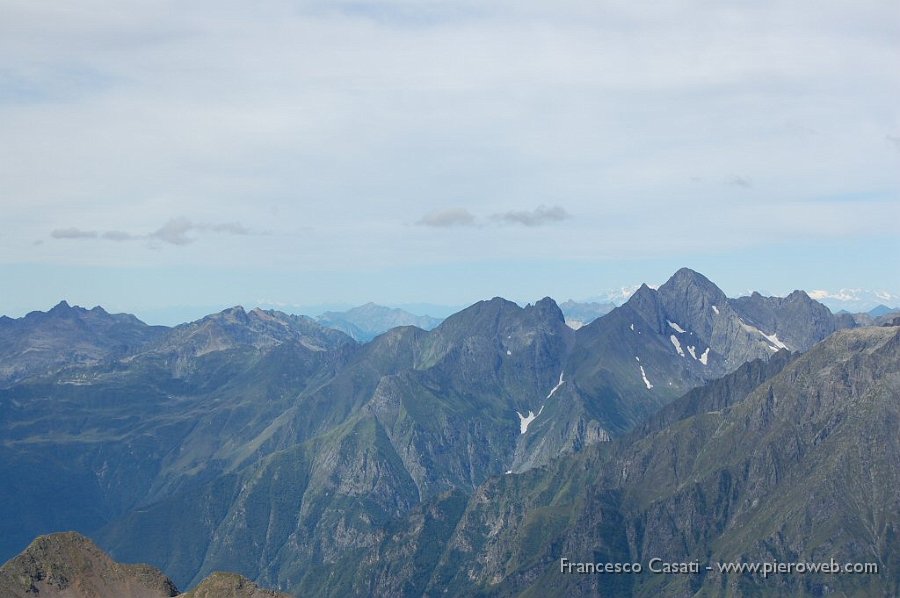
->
659;267;727;303
526;296;565;323
46;300;79;317
665;267;719;291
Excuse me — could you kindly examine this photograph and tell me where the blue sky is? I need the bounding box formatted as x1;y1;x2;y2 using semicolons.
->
2;0;898;323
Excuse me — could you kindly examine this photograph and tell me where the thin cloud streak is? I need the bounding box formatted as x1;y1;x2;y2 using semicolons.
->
416;208;477;228
725;176;753;189
416;205;571;228
51;228;98;239
490;205;570;227
50;219;253;246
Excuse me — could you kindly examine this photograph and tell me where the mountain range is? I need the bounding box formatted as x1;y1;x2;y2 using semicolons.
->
1;267;896;596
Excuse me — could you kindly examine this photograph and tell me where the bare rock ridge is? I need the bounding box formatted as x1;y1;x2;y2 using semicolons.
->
181;571;290;598
0;532;288;598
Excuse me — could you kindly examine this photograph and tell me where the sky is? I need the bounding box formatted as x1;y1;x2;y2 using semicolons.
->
2;0;898;324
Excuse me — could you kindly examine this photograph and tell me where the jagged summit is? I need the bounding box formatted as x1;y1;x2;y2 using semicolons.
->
525;296;565;322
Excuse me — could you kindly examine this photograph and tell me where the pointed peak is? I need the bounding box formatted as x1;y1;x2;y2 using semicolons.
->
668;267;715;287
660;267;726;300
44;300;84;318
631;283;657;300
533;296;558;308
785;289;812;301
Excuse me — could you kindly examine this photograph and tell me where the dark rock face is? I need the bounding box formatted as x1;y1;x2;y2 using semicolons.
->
728;289;839;351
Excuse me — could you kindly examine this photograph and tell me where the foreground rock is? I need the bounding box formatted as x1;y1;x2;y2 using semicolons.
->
0;532;178;598
0;532;288;598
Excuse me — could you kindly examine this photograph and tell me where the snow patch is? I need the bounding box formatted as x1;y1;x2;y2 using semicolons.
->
739;318;789;350
667;320;687;334
670;334;685;357
686;345;697;360
635;356;640;362
566;319;585;330
517;410;537;434
506;350;512;356
699;347;709;365
546;371;565;399
640;365;653;389
630;323;634;331
760;331;789;350
712;305;720;315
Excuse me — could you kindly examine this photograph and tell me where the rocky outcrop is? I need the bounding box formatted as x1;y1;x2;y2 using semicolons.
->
182;572;290;598
0;532;179;598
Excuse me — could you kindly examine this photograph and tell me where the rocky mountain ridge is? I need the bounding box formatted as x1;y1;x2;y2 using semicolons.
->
0;268;886;595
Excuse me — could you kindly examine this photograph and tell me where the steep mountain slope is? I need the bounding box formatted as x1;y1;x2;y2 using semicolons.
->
0;301;166;386
729;289;840;352
338;326;898;597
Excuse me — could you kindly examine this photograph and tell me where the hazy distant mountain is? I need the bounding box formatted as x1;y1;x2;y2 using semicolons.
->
808;289;900;313
0;532;288;598
0;268;888;596
557;299;615;329
870;304;900;317
316;303;443;341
